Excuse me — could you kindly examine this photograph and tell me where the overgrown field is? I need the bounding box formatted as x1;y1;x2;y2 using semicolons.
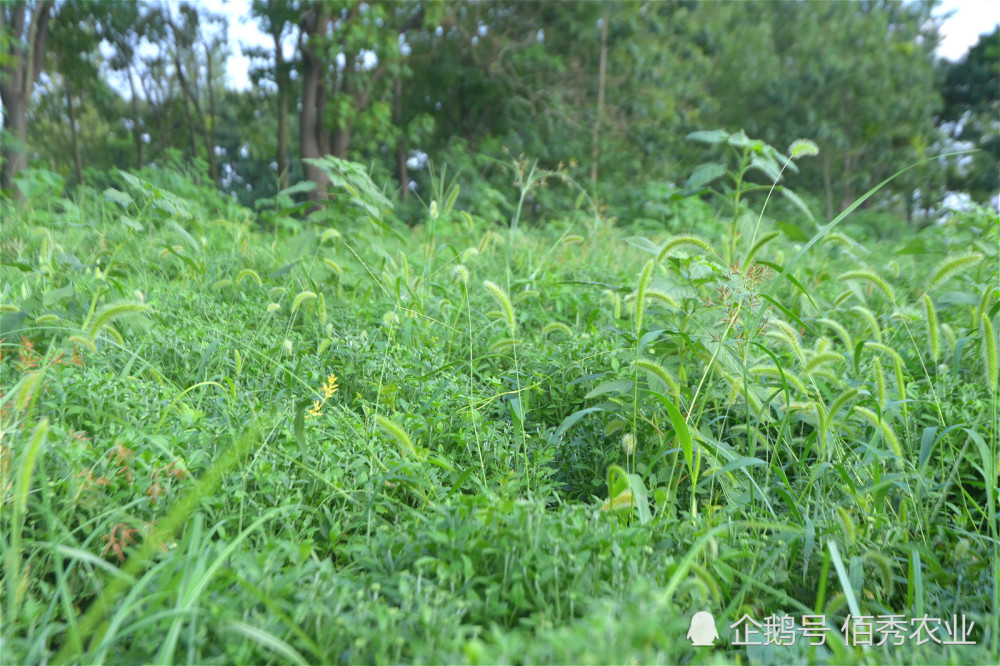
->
2;136;998;665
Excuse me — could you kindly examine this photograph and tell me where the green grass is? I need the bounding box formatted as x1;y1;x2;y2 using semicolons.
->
1;150;997;665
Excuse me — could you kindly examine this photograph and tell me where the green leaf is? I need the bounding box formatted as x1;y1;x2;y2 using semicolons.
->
0;312;28;338
649;391;693;479
293;402;307;458
167;220;200;253
58;253;86;270
624;236;663;255
43;284;75;307
120;216;143;232
937;291;980;306
278;180;318;197
159;244;201;273
895;237;927;255
687;129;730;144
776;221;810;242
779;187;815;221
288;228;317;262
269;261;299;279
585;379;634;399
553;406;605;441
748;154;782;181
605;465;651;525
726;130;753;148
103;187;133;209
716;456;766;474
685;162;727;189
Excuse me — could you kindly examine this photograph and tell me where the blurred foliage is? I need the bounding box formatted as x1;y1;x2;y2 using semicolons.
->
3;0;996;224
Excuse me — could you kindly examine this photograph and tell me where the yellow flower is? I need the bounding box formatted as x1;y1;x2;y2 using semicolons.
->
322;374;339;398
306;374;339;418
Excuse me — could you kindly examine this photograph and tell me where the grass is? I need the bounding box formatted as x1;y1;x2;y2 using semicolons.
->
0;144;997;665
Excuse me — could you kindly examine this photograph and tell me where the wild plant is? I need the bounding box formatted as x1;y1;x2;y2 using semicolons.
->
2;147;996;665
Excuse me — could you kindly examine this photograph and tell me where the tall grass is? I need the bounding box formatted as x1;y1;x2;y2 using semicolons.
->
0;144;996;664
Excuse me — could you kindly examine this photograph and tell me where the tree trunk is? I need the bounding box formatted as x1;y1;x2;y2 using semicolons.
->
273;29;289;190
0;1;54;199
332;124;351;160
139;72;168;154
65;83;83;184
2;94;29;194
590;12;607;186
841;150;855;212
126;66;144;169
178;84;199;159
394;75;408;199
822;152;833;221
204;43;220;186
317;67;331;156
169;18;216;185
299;5;331;201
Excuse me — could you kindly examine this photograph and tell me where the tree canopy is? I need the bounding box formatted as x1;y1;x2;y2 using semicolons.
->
2;0;995;217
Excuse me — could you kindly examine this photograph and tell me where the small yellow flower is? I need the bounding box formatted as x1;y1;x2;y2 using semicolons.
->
306;374;339;418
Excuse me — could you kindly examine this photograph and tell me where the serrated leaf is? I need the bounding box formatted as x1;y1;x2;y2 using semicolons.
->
726;130;753;147
58;253;85;270
687;129;730;144
120;215;143;232
103;187;133;208
685;162;727;189
749;155;781;182
43;284;74;307
279;180;318;197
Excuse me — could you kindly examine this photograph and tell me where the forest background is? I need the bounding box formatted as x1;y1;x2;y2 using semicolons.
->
1;0;998;227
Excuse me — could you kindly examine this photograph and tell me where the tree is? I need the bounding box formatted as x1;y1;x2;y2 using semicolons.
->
0;1;55;197
297;1;428;201
298;1;332;199
48;1;105;184
97;1;154;170
939;27;1000;206
164;3;225;186
249;0;301;192
699;0;943;220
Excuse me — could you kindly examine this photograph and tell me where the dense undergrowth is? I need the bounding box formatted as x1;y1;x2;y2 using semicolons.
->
1;133;998;665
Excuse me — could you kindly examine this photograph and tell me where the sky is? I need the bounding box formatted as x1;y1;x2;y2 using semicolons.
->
935;0;1000;60
199;0;1000;91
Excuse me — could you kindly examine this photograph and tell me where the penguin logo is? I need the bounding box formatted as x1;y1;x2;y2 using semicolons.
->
687;611;719;646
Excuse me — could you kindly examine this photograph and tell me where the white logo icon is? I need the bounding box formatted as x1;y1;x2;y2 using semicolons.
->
687;611;719;646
